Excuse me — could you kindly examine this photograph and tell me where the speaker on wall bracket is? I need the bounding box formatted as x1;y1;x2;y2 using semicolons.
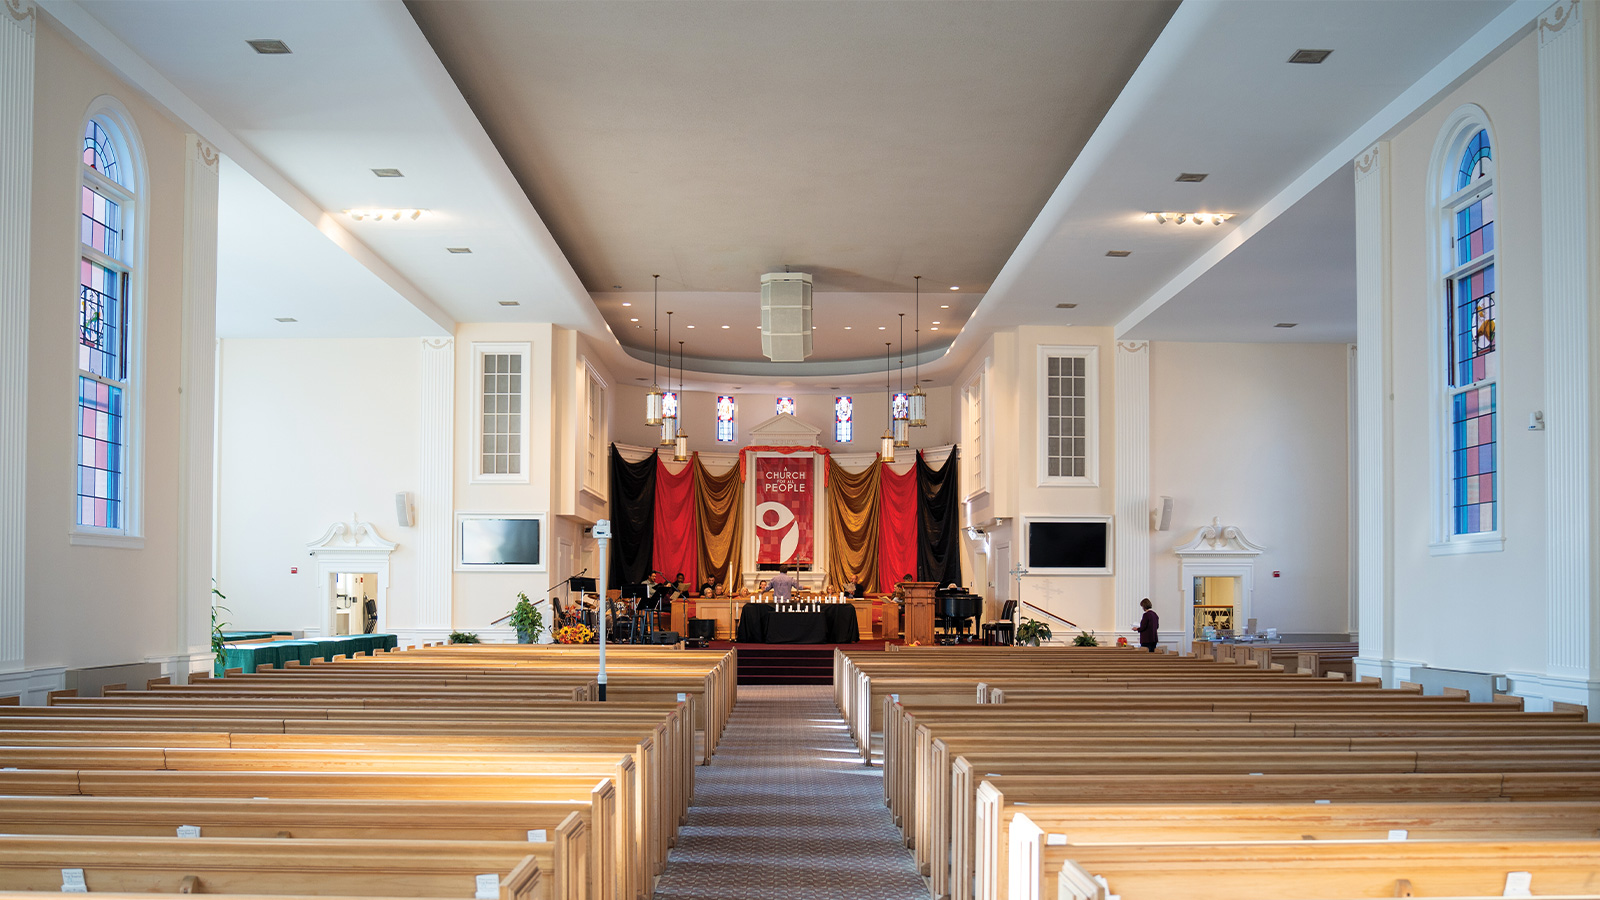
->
1150;496;1173;532
395;492;413;528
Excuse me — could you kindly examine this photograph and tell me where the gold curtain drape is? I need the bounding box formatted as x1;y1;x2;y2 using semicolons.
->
693;454;743;593
825;457;881;592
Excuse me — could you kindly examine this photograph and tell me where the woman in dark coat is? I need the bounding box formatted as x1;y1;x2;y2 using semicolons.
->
1136;598;1159;652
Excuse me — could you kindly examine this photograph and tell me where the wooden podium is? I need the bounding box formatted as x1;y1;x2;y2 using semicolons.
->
903;582;938;646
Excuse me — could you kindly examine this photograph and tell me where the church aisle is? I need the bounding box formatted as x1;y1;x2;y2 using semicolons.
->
653;684;929;900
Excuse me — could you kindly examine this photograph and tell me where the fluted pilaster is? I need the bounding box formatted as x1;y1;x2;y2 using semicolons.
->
0;0;36;673
177;135;219;664
417;337;455;628
1539;0;1599;680
1114;340;1150;635
1353;141;1394;677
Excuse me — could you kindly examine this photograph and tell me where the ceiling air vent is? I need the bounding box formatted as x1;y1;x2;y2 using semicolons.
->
273;316;297;323
371;168;403;178
446;247;472;254
1175;172;1208;183
1275;322;1298;328
760;272;813;362
247;39;292;55
1056;303;1078;309
1288;49;1332;64
1105;250;1132;258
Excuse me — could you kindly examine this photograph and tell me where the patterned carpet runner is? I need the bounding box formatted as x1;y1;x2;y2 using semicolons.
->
653;684;929;899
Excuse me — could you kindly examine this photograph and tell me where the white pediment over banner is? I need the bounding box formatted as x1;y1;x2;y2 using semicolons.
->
1174;518;1266;559
747;413;822;446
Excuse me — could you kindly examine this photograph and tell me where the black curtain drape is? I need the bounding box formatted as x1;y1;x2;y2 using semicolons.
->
916;449;963;588
608;444;656;588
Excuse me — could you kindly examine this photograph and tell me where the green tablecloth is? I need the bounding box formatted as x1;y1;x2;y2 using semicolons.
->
220;633;399;674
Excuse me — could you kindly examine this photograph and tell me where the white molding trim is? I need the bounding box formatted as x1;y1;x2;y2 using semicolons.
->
306;518;398;637
67;532;146;549
1537;0;1596;679
0;664;66;705
417;337;453;630
1173;519;1266;557
1113;340;1150;639
1354;140;1396;670
178;133;218;662
1505;669;1600;718
1036;344;1100;487
0;0;33;673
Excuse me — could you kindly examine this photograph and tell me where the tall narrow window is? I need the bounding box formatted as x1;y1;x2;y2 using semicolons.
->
474;343;530;482
1038;346;1098;484
584;366;605;490
77;118;137;532
661;391;678;420
963;374;983;497
834;396;853;443
716;395;736;442
1442;127;1497;536
776;397;796;417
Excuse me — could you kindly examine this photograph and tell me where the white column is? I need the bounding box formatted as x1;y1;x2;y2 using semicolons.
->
1114;340;1150;637
416;337;454;630
1538;0;1600;704
175;135;219;671
0;0;35;674
1353;141;1395;682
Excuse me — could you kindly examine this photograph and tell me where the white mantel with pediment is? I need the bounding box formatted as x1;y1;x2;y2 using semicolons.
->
306;517;397;638
1174;519;1266;652
745;413;822;446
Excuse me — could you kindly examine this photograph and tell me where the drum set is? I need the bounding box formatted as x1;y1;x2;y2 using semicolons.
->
554;577;670;643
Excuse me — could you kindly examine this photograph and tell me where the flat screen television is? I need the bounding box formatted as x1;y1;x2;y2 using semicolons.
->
1026;518;1112;574
457;515;543;569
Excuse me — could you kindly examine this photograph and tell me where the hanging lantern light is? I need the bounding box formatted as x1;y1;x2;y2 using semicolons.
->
660;312;677;446
645;275;664;426
909;275;927;428
673;340;690;461
893;313;910;448
880;342;896;463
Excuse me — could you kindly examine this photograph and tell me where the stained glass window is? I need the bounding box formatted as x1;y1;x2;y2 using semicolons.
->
892;392;909;421
662;391;678;419
1443;127;1497;536
76;117;136;532
716;395;735;442
834;396;852;443
776;397;796;417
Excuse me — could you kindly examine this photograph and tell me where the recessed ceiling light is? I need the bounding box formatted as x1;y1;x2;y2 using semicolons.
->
498;301;520;307
1105;250;1132;258
940;305;949;309
1174;173;1207;183
721;325;730;329
932;321;941;325
273;316;297;323
878;326;886;330
687;325;695;329
1275;322;1298;328
844;326;852;330
629;318;639;322
347;208;428;222
1057;303;1078;309
636;377;647;381
949;286;960;291
931;327;939;331
370;168;403;178
247;39;292;55
621;302;631;307
1288;49;1333;64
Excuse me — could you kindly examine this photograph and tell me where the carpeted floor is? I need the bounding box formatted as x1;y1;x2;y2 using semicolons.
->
652;684;929;900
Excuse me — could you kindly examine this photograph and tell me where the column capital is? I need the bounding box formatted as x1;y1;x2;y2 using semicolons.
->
1354;142;1387;182
3;0;36;33
1539;0;1580;44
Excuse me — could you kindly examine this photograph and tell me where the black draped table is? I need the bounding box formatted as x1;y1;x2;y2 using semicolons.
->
735;603;859;644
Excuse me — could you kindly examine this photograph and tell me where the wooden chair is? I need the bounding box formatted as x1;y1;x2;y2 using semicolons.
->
983;600;1017;646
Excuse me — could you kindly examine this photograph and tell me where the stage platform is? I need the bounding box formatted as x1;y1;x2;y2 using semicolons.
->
708;640;893;686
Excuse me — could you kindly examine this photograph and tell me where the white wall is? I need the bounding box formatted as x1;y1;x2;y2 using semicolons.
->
21;21;197;675
214;338;421;636
1384;32;1548;678
1150;341;1352;638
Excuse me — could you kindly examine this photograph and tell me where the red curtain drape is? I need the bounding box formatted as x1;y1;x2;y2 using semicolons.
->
878;463;918;592
652;456;698;585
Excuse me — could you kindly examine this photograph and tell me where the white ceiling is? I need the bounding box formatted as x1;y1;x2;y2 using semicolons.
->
53;0;1536;389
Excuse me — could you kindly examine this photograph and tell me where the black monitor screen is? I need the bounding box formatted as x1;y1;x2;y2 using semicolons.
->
1027;521;1108;570
460;518;541;566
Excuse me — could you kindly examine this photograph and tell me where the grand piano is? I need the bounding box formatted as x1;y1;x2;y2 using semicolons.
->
934;586;983;644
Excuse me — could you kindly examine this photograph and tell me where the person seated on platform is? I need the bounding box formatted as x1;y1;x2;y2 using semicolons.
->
669;573;688;601
768;567;799;602
698;578;718;598
891;573;913;603
842;578;867;599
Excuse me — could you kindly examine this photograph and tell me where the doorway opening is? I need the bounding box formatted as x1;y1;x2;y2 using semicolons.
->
1192;575;1241;638
331;572;378;635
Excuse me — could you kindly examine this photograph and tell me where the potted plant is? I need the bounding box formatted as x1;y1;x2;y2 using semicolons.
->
449;631;481;644
1016;618;1051;647
1073;630;1099;647
510;592;544;644
210;582;230;677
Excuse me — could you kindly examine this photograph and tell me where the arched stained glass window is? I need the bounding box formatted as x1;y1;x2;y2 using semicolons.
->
776;397;795;417
834;396;852;443
1442;126;1497;537
715;396;735;443
77;112;139;533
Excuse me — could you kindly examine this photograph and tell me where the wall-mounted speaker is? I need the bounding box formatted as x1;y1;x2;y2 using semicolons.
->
1151;496;1173;532
395;492;413;528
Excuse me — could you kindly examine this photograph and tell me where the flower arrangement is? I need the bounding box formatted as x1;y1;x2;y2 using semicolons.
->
1116;636;1129;647
554;623;596;644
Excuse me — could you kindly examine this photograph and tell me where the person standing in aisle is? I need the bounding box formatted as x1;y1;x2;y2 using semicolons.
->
1135;598;1160;652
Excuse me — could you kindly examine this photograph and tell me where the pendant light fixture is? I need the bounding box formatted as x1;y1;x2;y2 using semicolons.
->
909;275;927;428
673;340;690;461
880;342;896;463
660;311;677;446
893;313;910;448
645;275;664;426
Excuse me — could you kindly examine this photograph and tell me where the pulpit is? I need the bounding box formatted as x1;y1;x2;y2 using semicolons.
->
903;581;938;646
